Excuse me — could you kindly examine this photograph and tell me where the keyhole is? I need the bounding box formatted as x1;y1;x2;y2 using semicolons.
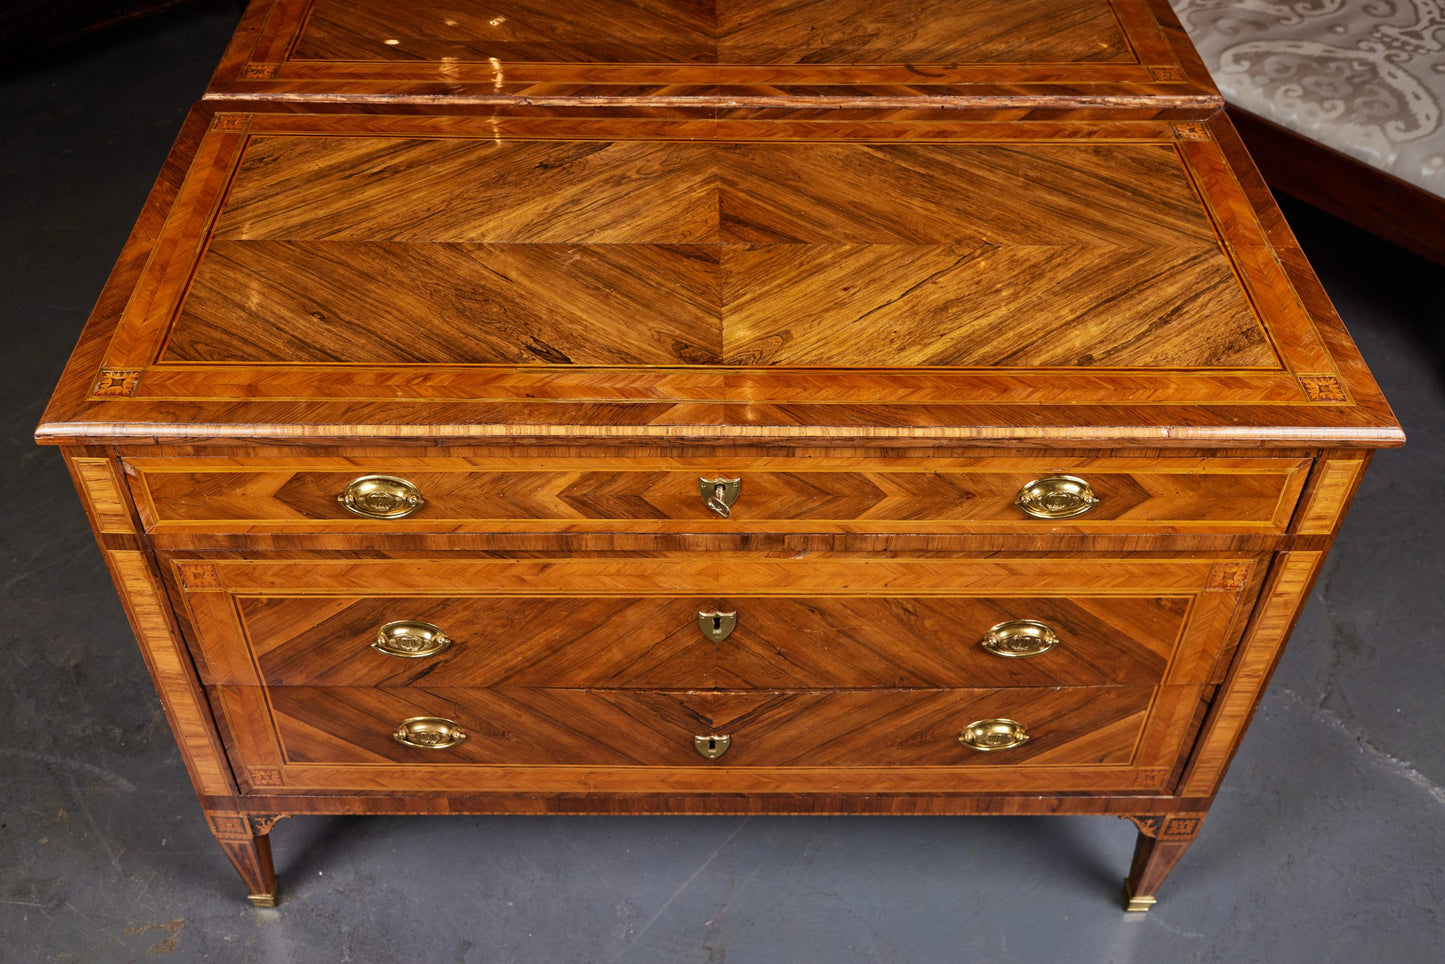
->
694;732;731;759
698;610;736;642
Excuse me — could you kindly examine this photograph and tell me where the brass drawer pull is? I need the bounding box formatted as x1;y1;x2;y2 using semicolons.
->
959;719;1030;752
1015;475;1098;519
338;475;425;519
698;610;737;642
373;620;452;659
699;477;741;518
393;717;467;749
981;620;1059;658
695;734;731;760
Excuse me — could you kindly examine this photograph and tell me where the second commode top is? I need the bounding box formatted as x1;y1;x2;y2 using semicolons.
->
209;0;1218;109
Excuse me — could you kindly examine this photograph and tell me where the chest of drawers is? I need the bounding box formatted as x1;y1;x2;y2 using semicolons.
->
40;3;1400;913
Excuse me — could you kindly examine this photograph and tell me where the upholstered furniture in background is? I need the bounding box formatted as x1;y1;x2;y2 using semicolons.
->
1173;0;1445;262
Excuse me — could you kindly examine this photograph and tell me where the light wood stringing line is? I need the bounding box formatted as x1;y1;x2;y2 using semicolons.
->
1296;459;1366;534
106;551;236;797
1179;550;1323;796
72;459;134;534
173;556;1255;595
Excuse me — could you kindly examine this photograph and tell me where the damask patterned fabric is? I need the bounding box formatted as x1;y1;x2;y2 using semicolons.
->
1171;0;1445;196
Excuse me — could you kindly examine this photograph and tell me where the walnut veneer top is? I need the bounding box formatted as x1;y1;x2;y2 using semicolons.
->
209;0;1218;109
37;108;1400;448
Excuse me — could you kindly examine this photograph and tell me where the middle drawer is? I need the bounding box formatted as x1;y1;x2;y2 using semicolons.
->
173;556;1259;690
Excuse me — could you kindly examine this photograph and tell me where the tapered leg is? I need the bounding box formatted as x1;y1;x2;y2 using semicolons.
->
1122;814;1205;911
206;812;281;906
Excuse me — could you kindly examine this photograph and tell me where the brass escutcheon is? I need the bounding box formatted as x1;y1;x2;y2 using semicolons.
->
981;619;1060;658
698;610;738;643
373;620;453;659
699;477;741;518
959;719;1030;752
695;734;731;760
393;717;467;749
338;475;425;519
1014;475;1098;520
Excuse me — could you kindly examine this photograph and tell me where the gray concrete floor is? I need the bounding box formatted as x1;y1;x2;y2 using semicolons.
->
2;4;1443;961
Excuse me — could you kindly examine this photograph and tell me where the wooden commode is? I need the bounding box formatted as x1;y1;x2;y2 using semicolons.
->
39;0;1401;911
207;0;1218;108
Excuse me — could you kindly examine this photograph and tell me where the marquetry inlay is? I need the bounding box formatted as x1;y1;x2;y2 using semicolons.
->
1299;374;1348;402
211;113;250;132
37;0;1400;913
91;368;141;398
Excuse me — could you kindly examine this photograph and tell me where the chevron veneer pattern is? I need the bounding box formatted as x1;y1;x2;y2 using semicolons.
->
209;0;1219;110
292;0;1131;66
231;593;1193;689
37;0;1403;910
263;685;1156;768
131;457;1307;532
164;137;1271;369
39;111;1402;447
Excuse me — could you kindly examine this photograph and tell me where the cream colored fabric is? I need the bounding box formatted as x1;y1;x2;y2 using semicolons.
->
1171;0;1445;197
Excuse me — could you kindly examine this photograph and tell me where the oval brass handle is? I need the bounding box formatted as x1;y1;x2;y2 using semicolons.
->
981;620;1059;658
959;719;1030;752
338;475;425;519
393;717;467;749
1015;475;1098;520
373;620;453;659
699;477;741;518
695;734;731;760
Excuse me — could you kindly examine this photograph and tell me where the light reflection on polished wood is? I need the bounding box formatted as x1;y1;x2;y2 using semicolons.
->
207;682;1204;793
34;110;1402;449
126;455;1311;534
174;562;1248;690
169;137;1263;368
207;0;1217;107
38;20;1401;909
294;0;1132;66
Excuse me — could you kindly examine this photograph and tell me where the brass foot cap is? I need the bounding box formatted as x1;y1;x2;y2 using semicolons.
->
247;889;279;908
1122;882;1156;913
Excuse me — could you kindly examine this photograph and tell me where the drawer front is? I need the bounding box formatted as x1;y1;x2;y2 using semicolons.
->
129;456;1310;535
176;557;1258;690
236;594;1191;689
215;683;1205;794
271;686;1151;767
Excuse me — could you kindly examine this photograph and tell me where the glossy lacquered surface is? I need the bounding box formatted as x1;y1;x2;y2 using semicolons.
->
207;0;1218;108
220;683;1203;789
174;555;1251;689
30;0;1407;917
37;108;1400;448
11;10;1438;947
124;454;1312;534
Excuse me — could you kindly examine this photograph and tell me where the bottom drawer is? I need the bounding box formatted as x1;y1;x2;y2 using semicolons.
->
217;684;1206;795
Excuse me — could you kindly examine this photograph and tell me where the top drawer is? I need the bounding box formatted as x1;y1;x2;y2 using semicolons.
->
125;455;1309;535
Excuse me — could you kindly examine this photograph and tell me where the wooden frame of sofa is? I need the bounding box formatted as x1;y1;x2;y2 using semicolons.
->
1230;107;1445;266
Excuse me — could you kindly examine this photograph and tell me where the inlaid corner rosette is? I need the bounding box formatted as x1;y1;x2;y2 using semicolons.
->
1298;374;1348;403
91;369;142;398
1129;814;1206;840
